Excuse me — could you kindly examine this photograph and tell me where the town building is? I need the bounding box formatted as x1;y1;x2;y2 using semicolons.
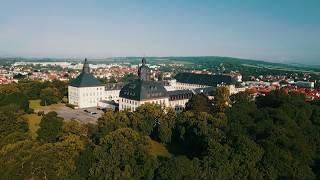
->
294;81;315;88
69;58;243;111
68;58;105;108
118;58;169;111
171;72;246;95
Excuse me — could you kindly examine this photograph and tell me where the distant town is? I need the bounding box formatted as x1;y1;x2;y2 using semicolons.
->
1;57;319;102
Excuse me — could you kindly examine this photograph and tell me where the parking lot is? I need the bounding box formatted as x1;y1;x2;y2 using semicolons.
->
35;105;104;123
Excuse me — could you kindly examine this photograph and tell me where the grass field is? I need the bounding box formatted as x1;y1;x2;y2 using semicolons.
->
147;138;171;157
22;113;42;139
29;99;64;111
27;99;65;139
29;99;42;109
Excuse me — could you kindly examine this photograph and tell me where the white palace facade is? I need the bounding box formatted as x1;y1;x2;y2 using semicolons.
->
69;58;246;111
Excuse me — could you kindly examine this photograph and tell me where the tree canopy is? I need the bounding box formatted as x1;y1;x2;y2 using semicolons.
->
1;85;320;179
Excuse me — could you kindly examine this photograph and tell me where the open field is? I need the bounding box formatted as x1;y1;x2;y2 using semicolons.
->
29;99;65;110
22;113;41;139
29;99;42;109
242;64;320;74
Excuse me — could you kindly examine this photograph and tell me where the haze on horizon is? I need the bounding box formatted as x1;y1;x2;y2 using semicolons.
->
0;0;319;65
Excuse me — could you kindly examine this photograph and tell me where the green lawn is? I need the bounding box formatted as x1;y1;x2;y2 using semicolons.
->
23;114;42;139
29;99;42;109
26;100;66;139
29;99;64;111
147;138;171;157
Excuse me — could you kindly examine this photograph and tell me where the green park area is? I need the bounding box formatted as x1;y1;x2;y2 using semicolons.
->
29;99;64;111
24;99;65;139
29;99;42;109
23;99;64;139
1;84;320;179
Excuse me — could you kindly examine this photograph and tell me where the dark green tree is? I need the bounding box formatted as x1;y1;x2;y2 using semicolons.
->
230;91;251;104
154;108;176;143
90;128;157;179
213;86;231;112
185;94;212;113
40;87;61;106
154;156;200;180
37;111;63;143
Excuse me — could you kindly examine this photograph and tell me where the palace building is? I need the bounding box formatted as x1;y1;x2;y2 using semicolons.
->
68;58;245;111
118;58;169;111
68;58;105;108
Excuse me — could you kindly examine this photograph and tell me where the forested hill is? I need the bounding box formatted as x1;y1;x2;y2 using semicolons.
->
1;83;320;179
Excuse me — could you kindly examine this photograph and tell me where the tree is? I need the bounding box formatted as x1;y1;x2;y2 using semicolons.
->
0;83;20;94
0;135;85;179
154;156;200;180
230;91;251;104
255;90;289;108
0;92;30;112
131;104;165;136
154;108;176;143
172;111;216;158
75;144;95;179
226;91;317;179
185;94;212;113
37;111;63;143
90;128;157;179
63;119;88;137
121;73;138;82
0;109;28;143
18;80;43;99
51;80;68;98
214;86;231;112
40;87;61;106
97;109;129;139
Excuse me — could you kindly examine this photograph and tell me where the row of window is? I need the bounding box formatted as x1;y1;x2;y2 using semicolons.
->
121;99;138;105
149;100;166;104
170;94;193;100
175;106;184;111
121;105;136;111
121;99;166;105
107;95;119;100
86;97;102;104
170;100;188;106
176;82;207;88
82;92;103;96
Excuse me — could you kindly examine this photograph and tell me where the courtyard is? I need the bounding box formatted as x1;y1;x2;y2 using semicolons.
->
31;100;103;123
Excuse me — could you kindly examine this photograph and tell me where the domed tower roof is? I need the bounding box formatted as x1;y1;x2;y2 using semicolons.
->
138;57;150;81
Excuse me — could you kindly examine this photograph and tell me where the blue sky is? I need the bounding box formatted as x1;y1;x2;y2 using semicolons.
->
0;0;319;64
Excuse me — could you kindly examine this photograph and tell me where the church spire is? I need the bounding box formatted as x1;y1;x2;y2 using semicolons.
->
142;57;146;65
138;57;150;81
82;58;90;73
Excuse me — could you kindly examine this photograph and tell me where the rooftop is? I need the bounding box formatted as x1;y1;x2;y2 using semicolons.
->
70;58;102;87
119;80;168;101
175;73;237;87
